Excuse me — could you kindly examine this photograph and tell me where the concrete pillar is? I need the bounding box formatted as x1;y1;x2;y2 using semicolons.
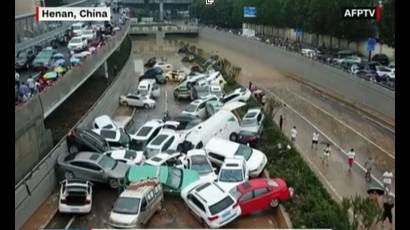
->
159;1;164;21
104;61;109;79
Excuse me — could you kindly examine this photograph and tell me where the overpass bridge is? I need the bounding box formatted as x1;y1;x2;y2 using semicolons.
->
129;21;198;35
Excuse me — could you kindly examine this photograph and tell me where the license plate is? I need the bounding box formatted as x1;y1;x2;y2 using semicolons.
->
222;210;230;218
70;208;80;212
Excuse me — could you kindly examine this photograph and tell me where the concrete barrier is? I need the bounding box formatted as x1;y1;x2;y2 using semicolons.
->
15;51;136;230
198;27;395;121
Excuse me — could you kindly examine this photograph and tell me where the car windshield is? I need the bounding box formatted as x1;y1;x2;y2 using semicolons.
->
71;38;82;43
98;156;117;170
219;169;243;182
191;155;213;174
234;145;253;161
209;196;234;215
113;197;141;214
185;104;198;112
119;129;131;146
242;119;257;127
165;168;182;190
130;139;147;151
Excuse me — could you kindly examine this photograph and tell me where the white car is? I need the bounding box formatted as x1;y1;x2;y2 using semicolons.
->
205;137;268;177
376;65;395;80
58;179;92;214
92;128;131;149
129;119;164;154
104;149;145;165
182;99;208;120
82;29;96;41
119;94;156;109
93;115;120;130
206;71;226;89
186;149;217;183
216;158;249;192
154;62;173;71
144;131;184;159
181;181;241;228
210;84;223;98
144;150;185;168
67;36;87;50
221;87;251;104
240;108;265;135
137;79;160;99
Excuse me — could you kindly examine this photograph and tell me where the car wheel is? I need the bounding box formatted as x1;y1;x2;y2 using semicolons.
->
270;199;279;208
122;101;128;107
64;171;74;180
229;133;238;142
144;104;150;109
109;178;119;189
69;145;78;154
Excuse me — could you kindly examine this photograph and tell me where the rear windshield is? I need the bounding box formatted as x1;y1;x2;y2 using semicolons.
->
219;169;243;182
136;126;153;137
209;196;234;215
113;197;141;214
234;145;252;161
191;156;213;175
100;130;117;139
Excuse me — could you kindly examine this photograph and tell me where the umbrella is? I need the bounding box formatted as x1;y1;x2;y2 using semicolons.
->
54;59;65;66
43;71;57;80
367;182;385;196
53;53;64;59
70;57;81;65
54;66;65;74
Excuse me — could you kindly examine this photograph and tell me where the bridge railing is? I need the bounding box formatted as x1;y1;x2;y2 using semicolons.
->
130;24;199;34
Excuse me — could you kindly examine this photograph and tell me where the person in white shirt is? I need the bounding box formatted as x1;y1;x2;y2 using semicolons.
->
347;148;356;171
383;170;394;193
322;143;331;167
311;132;319;150
291;126;297;143
27;76;35;96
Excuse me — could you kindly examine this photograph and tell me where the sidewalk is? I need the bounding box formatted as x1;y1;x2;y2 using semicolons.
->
274;104;395;229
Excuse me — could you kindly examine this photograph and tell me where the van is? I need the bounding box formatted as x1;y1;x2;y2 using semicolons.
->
72;22;87;36
109;179;163;228
179;102;245;153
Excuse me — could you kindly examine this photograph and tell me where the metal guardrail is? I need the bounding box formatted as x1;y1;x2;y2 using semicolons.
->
129;25;199;34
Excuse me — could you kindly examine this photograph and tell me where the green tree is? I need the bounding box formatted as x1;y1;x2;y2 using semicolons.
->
378;0;394;46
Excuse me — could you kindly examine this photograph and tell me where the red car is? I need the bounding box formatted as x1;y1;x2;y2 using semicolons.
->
229;178;293;215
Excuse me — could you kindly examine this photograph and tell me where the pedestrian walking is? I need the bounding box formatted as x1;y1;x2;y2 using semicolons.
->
19;83;29;101
27;76;35;96
364;156;374;182
279;115;283;131
381;196;394;229
347;148;356;171
249;81;253;91
15;71;20;88
311;131;319;150
290;126;297;143
322;144;331;167
383;170;394;194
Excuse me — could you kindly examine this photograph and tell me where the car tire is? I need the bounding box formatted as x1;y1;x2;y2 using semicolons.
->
270;199;279;208
144;104;150;109
122;101;128;107
69;145;79;154
109;178;119;189
229;133;238;142
64;171;75;180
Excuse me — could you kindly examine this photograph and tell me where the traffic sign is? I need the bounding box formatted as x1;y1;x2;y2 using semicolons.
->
367;37;376;51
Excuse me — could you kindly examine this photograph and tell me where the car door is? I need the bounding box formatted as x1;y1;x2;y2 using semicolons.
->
70;161;104;182
187;194;206;221
139;198;148;224
128;95;141;107
252;187;273;211
238;191;255;215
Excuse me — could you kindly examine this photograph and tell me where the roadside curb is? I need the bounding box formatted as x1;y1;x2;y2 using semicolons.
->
274;204;293;228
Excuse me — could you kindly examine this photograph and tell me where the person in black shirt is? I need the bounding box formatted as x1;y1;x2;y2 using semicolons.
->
382;196;394;229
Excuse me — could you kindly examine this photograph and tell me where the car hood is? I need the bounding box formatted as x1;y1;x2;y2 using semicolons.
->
247;150;267;172
110;162;131;179
110;212;138;225
216;181;242;192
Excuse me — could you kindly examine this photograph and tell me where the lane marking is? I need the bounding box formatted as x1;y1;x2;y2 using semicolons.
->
65;216;75;229
287;88;395;159
260;86;395;198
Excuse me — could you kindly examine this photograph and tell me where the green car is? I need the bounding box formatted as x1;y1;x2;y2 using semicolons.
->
127;165;199;195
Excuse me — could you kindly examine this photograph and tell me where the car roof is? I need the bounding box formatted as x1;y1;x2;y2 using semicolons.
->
93;128;120;141
94;115;116;128
109;149;140;158
149;134;171;146
194;182;227;206
121;179;160;198
73;152;103;162
205;138;239;157
237;178;269;193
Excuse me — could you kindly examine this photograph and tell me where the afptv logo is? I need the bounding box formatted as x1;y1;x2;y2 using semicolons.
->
343;3;381;22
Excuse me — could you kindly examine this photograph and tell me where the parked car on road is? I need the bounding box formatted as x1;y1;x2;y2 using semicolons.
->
216;158;249;192
140;67;166;84
372;54;389;66
205;137;268;177
127;165;199;195
221;87;251;104
58;179;93;214
93;115;119;130
57;151;130;188
15;49;36;70
181;181;241;228
119;94;156;109
109;179;163;229
67;36;88;51
144;150;185;168
185;149;217;182
165;70;186;82
32;48;58;70
229;178;293;215
92;128;131;149
129;119;164;154
182;99;208;120
104;149;145;166
240;108;265;135
191;79;211;100
137;79;160;99
66;128;110;154
174;80;191;100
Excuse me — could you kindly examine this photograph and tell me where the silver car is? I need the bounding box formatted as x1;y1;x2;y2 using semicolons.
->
240;108;265;135
57;152;130;188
